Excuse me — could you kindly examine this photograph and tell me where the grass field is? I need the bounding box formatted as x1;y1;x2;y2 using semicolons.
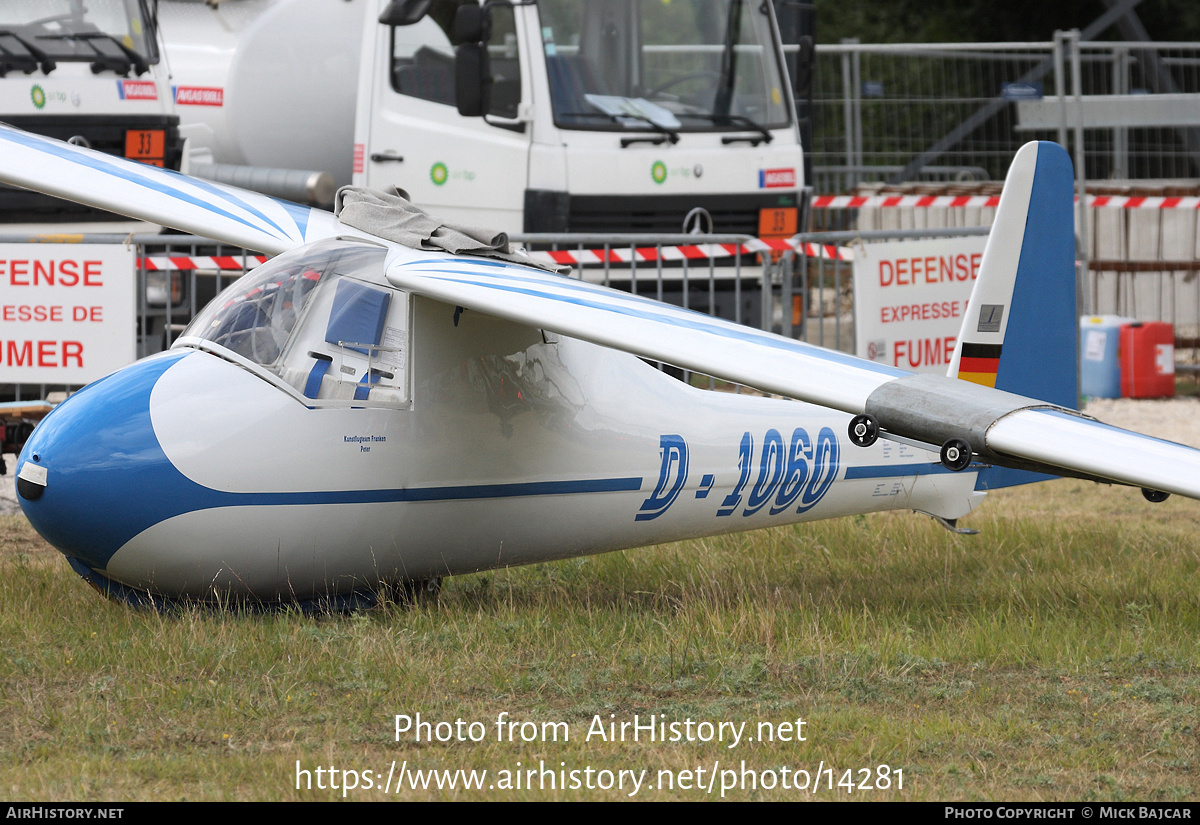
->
1;477;1198;801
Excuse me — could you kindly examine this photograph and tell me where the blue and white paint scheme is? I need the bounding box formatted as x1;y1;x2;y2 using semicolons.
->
3;130;1199;607
0;124;349;254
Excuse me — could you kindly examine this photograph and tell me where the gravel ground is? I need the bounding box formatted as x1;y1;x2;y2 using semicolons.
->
1082;396;1200;447
0;397;1194;519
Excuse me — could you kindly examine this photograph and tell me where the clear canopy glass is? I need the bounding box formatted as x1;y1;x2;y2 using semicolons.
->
181;240;387;371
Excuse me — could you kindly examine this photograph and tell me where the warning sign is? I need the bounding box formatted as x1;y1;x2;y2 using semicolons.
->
0;244;135;384
853;236;989;374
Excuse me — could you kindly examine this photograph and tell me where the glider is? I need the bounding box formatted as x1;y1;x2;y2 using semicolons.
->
1;126;1194;608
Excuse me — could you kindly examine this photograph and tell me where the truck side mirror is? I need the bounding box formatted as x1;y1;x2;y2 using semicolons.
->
455;42;490;117
454;4;489;42
454;5;492;117
378;0;434;26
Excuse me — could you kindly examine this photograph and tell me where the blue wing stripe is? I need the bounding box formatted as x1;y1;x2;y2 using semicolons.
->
0;126;299;242
276;198;311;239
160;166;301;241
407;268;908;378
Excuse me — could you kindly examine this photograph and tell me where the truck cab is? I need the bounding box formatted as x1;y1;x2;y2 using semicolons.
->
0;0;184;230
355;0;805;238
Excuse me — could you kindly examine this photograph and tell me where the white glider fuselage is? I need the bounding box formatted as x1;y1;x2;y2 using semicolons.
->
18;240;983;604
15;132;1197;609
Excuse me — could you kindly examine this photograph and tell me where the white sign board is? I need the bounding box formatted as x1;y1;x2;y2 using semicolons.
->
853;236;989;374
0;244;136;384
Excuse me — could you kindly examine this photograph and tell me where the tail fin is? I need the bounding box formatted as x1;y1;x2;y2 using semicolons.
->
948;141;1078;411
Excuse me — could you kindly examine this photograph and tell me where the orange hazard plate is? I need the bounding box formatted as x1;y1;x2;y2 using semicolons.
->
125;129;165;165
758;207;797;237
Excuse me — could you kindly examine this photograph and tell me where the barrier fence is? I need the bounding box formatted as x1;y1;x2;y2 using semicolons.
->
0;227;971;401
6;204;1197;406
811;191;1200;353
0;232;846;402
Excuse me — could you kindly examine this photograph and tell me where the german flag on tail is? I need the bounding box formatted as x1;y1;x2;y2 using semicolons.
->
957;342;1002;388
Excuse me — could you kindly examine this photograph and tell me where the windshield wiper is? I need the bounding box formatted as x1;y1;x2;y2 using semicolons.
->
677;113;774;146
582;95;682;146
713;0;743;118
558;110;681;147
0;31;56;76
76;31;150;76
40;31;149;76
718;114;773;145
614;111;680;147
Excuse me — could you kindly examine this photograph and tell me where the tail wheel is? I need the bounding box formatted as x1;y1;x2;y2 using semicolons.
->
940;438;973;472
848;414;880;448
1142;488;1170;503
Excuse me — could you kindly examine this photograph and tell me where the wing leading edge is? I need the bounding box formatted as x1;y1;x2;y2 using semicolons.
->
0;125;345;254
386;253;910;412
387;252;1200;500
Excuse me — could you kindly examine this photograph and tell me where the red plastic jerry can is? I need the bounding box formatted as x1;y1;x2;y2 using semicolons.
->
1120;321;1175;398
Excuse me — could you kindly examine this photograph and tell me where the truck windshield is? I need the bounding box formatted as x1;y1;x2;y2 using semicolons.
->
2;0;157;74
539;0;790;134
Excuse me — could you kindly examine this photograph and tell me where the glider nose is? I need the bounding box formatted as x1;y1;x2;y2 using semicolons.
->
16;352;190;574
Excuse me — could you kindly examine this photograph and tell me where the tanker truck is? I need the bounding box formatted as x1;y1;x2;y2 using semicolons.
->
159;0;807;238
0;0;185;231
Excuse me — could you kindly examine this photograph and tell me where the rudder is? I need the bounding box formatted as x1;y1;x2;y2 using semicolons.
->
947;141;1078;490
948;140;1078;410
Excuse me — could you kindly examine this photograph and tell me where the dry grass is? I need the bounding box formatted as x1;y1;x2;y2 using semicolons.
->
1;477;1197;801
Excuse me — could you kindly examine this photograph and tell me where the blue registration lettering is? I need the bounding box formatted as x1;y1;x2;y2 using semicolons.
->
636;434;689;521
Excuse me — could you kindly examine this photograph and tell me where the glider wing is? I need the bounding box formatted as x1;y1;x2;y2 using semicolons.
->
385;142;1200;500
0;124;344;254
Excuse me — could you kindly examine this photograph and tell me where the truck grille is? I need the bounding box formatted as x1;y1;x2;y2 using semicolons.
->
525;190;800;236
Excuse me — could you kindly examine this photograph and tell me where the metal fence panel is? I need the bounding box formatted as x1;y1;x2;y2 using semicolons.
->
811;39;1200;190
811;41;1062;192
0;233;796;401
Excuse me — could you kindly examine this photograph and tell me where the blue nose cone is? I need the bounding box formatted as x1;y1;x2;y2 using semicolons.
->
18;351;192;572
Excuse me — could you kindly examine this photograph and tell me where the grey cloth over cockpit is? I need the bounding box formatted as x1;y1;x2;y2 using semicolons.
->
333;186;569;275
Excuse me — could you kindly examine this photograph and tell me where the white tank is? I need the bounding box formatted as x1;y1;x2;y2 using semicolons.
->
159;0;365;186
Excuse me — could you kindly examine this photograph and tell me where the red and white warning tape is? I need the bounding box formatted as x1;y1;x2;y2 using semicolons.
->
1087;195;1200;209
139;254;270;272
526;238;853;266
136;193;1200;274
139;240;855;272
812;194;1002;209
813;193;1200;210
